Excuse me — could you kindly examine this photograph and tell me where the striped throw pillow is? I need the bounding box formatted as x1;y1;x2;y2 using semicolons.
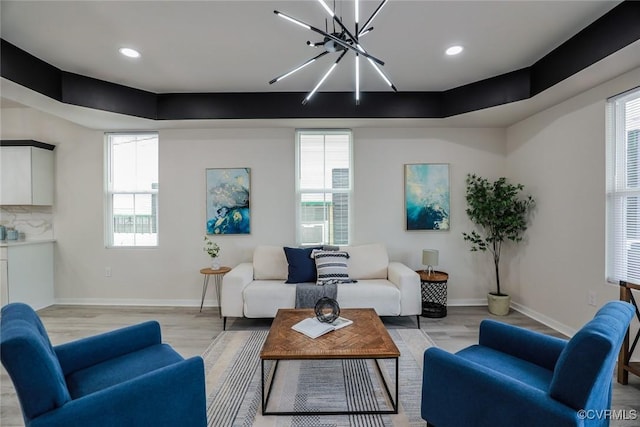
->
311;250;355;285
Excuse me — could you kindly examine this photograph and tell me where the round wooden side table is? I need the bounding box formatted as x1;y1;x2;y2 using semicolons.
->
200;266;231;315
417;270;449;318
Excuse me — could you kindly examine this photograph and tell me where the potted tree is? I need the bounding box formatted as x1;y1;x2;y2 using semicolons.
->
462;174;535;315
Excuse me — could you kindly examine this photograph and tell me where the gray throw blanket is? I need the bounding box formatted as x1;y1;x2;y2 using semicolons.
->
295;283;338;308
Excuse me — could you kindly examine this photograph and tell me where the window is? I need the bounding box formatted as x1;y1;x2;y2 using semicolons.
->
296;130;353;246
606;87;640;282
106;133;159;247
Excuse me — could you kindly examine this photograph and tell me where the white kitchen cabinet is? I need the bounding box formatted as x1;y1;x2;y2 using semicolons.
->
0;142;55;205
0;241;55;310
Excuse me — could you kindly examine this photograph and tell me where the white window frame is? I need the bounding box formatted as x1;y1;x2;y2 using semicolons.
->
606;86;640;283
105;132;159;248
295;129;353;246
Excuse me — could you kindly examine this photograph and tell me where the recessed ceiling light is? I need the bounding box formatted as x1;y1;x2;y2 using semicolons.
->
445;45;464;56
119;47;141;58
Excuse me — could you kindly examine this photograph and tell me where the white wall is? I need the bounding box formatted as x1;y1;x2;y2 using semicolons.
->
0;109;506;306
353;127;506;303
506;66;640;332
5;66;640;333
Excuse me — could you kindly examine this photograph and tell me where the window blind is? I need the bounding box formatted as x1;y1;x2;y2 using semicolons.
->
296;130;352;246
106;133;159;247
606;87;640;283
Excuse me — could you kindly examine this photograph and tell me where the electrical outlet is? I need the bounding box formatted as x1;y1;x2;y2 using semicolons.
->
105;267;112;278
588;291;597;306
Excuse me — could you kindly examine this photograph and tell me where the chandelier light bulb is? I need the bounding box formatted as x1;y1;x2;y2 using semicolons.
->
355;54;360;104
275;11;311;30
317;0;335;17
305;63;338;103
276;60;316;82
359;0;388;36
368;57;392;87
359;27;373;37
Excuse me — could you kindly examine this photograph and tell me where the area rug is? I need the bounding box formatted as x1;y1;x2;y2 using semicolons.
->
202;327;435;427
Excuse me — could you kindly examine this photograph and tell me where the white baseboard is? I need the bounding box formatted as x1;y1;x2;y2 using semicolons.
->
448;298;487;306
449;298;576;337
54;298;218;307
510;301;577;337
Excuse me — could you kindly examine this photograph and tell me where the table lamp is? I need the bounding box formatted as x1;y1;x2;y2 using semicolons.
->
422;249;439;276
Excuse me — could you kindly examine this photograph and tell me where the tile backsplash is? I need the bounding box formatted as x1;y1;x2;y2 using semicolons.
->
0;205;54;240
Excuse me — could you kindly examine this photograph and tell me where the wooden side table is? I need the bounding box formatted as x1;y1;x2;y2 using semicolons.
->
417;270;449;318
200;266;231;315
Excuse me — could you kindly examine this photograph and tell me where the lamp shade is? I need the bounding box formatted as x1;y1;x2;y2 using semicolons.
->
422;249;439;267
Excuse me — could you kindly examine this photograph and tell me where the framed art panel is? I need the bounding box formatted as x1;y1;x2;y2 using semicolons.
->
405;163;450;231
206;168;250;234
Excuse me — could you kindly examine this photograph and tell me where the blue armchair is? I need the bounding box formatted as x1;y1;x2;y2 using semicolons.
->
0;303;207;427
421;300;635;427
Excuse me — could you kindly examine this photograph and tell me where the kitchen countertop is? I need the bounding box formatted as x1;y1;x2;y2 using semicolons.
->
0;239;56;247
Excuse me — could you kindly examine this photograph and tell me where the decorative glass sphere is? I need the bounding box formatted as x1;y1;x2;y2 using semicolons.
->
314;297;340;323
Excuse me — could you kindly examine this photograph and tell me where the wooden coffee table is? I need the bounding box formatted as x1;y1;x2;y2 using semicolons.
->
260;308;400;416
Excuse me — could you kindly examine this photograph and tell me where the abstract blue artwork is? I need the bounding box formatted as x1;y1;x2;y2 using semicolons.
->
405;164;450;231
206;168;250;234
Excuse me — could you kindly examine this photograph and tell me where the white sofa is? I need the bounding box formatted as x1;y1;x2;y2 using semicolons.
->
220;243;421;329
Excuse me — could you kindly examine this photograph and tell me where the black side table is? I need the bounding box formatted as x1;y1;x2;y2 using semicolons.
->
417;270;449;318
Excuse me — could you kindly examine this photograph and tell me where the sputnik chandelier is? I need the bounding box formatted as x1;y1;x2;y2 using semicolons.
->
270;0;397;105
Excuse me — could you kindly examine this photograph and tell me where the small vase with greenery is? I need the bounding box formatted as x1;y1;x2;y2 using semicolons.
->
204;236;221;269
462;174;535;315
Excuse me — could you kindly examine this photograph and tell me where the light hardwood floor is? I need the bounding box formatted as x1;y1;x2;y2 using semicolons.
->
1;305;639;426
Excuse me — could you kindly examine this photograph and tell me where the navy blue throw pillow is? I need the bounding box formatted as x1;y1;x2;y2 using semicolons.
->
283;246;322;283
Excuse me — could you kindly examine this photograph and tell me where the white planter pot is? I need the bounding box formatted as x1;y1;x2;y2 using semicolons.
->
487;293;510;316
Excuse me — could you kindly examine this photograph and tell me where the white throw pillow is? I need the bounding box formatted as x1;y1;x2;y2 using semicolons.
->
341;243;389;280
253;246;288;280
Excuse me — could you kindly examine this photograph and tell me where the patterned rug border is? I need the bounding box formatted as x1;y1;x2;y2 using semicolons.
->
203;326;435;427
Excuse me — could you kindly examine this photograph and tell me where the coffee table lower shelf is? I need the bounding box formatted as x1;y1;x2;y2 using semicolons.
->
261;357;399;416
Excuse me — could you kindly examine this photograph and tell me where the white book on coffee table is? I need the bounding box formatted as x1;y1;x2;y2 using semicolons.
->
291;316;353;339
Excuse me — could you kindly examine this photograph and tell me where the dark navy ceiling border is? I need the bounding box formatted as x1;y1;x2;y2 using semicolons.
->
1;1;639;120
0;140;56;150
